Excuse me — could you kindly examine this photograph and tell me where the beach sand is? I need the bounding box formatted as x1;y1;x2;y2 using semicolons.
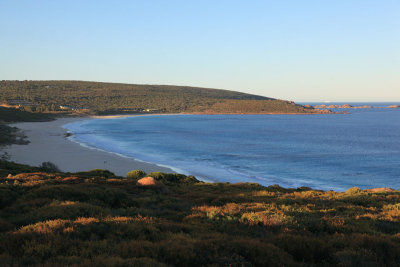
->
3;117;173;176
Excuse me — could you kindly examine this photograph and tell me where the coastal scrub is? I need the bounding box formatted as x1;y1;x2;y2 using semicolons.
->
0;163;399;266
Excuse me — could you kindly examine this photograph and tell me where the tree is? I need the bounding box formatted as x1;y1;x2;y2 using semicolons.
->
126;170;146;180
0;152;10;161
39;161;61;172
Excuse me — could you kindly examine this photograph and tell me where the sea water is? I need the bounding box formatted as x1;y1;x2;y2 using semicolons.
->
64;103;400;191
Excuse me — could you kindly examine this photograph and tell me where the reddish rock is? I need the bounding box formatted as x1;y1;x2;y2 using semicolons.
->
366;187;396;193
136;177;158;186
314;104;373;109
322;104;341;108
62;176;81;182
314;104;327;108
341;104;353;108
107;178;123;183
11;172;50;180
317;109;332;114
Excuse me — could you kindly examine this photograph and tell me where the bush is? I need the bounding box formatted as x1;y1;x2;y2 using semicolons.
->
27;185;88;202
345;187;363;195
0;186;19;209
126;170;146;180
147;172;199;185
39;162;61;172
75;169;115;179
21;203;109;224
0;160;41;176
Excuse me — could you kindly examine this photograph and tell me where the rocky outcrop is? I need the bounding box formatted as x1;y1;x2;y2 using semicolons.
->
136;176;158;186
314;104;373;109
315;109;334;114
365;187;396;193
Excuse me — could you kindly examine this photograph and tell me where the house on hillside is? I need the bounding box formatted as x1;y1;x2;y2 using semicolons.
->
59;105;71;110
59;105;85;111
145;108;159;112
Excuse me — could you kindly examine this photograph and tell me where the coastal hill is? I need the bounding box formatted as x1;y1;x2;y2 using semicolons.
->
0;80;329;115
0;160;399;266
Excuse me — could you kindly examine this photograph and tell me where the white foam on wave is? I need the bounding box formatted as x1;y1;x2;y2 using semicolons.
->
60;112;400;191
62;118;294;186
62;119;191;174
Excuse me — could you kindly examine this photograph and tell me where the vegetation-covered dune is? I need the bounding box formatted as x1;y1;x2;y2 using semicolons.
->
0;80;326;115
0;160;399;266
0;106;54;123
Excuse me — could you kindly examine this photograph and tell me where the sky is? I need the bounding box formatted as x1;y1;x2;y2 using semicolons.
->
0;0;399;102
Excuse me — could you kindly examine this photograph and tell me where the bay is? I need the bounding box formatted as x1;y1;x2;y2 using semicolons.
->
64;103;400;191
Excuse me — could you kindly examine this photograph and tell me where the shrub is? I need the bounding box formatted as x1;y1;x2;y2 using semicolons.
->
0;186;19;209
75;169;116;179
18;202;109;225
27;185;88;201
38;162;60;172
18;219;69;234
147;172;199;185
229;239;295;266
0;152;11;161
345;187;363;195
126;170;146;180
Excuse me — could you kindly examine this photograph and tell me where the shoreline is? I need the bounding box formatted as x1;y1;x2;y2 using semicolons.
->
1;111;334;179
88;111;340;120
2;117;173;176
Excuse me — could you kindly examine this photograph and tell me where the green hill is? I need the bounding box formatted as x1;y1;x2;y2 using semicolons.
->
0;80;325;115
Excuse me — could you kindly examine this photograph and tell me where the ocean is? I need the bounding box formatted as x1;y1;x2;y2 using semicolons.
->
64;103;400;191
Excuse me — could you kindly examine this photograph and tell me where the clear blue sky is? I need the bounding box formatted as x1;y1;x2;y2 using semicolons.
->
1;0;399;101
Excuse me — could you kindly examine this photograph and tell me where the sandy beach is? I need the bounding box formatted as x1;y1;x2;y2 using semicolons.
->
3;117;173;176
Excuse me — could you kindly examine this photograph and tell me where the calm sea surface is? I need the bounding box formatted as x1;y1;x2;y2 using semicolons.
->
64;103;400;191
